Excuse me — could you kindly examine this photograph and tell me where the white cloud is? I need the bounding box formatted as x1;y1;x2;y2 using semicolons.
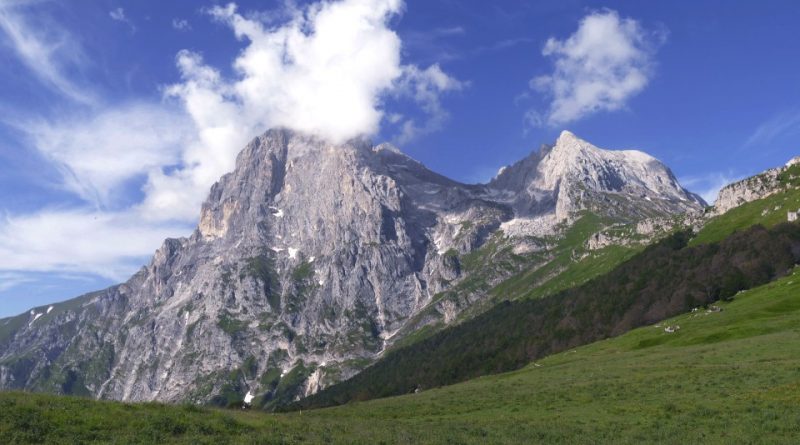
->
109;7;125;21
109;7;135;32
0;0;462;283
530;10;664;127
172;18;191;31
393;64;465;144
203;0;404;142
15;103;194;208
0;272;34;292
744;111;800;148
0;209;190;280
0;2;95;104
149;0;462;220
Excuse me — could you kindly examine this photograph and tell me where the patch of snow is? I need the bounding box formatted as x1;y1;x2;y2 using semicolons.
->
268;206;284;218
46;306;53;314
28;312;42;326
280;369;287;378
645;196;652;202
288;247;299;259
318;280;325;286
184;312;189;322
244;391;254;404
308;256;315;263
496;165;507;177
271;247;285;253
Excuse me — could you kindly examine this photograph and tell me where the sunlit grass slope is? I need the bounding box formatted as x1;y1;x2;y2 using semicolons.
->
3;268;800;444
692;184;800;246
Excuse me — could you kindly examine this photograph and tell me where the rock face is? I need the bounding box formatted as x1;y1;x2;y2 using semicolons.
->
490;131;705;236
0;129;704;405
712;168;783;215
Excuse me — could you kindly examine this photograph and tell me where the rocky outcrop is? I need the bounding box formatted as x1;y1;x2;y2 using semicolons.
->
712;168;783;215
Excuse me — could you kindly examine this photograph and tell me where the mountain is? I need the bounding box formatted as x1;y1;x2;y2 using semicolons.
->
491;130;704;230
0;129;703;406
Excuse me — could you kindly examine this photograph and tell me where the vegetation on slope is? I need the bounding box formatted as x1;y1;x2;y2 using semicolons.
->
3;268;800;444
292;222;800;410
692;182;800;246
392;213;643;349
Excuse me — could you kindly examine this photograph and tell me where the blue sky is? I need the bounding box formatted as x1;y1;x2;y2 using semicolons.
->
0;0;799;317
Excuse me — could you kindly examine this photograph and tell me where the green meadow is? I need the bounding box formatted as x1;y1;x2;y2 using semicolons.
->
3;267;799;444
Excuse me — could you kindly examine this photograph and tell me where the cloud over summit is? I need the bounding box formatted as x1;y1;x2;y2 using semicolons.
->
0;0;463;284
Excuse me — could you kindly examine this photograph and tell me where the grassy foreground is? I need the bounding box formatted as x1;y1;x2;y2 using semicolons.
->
3;268;800;444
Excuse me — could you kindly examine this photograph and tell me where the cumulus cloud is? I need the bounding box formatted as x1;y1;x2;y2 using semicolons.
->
529;10;664;127
149;0;462;220
0;0;462;285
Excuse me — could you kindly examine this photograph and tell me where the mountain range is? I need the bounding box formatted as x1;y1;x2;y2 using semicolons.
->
0;129;713;407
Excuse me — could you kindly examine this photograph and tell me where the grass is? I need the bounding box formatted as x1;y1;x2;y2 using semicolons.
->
692;186;800;246
3;269;800;444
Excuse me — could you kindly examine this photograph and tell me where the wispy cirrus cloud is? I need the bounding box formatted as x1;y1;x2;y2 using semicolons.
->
744;110;800;149
0;2;96;104
8;103;194;208
528;9;665;127
109;7;136;32
0;209;190;280
679;171;741;204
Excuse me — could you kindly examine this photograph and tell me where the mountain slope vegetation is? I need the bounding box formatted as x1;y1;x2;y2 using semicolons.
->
3;262;799;444
292;221;800;410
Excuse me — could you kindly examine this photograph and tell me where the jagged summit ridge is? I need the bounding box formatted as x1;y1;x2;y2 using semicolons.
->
490;130;704;234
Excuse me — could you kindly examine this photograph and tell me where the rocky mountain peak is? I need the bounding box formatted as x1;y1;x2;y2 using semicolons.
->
489;131;704;232
0;127;706;407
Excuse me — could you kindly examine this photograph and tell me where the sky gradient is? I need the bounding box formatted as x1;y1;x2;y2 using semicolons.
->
1;0;799;316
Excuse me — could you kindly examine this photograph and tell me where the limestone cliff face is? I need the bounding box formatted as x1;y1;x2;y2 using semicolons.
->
490;131;705;236
712;169;783;215
0;129;704;406
0;129;507;404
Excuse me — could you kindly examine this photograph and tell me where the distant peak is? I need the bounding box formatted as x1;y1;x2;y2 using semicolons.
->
552;130;594;154
558;129;578;141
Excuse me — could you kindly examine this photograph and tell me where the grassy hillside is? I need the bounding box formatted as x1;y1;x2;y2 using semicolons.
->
692;184;800;246
3;266;800;444
295;222;800;409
